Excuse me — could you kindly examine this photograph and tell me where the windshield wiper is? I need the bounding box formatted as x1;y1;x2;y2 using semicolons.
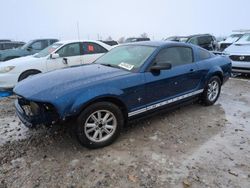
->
100;63;120;69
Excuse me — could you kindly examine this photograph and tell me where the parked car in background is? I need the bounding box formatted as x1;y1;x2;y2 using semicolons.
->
0;41;25;51
124;37;150;43
224;33;250;75
0;40;111;91
219;33;243;51
166;34;218;51
165;36;185;42
0;39;58;62
14;41;231;148
100;40;118;46
0;39;11;42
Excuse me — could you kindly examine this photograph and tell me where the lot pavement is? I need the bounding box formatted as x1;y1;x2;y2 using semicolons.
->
0;78;250;188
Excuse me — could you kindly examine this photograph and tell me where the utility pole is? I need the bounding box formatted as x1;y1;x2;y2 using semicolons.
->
77;21;80;40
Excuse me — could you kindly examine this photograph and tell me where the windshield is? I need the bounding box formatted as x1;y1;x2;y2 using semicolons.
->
34;43;63;58
95;45;156;71
20;40;34;50
125;38;136;43
224;34;243;43
237;33;250;43
179;37;189;42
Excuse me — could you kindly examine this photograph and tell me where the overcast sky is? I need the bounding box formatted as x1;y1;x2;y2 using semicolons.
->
1;0;249;42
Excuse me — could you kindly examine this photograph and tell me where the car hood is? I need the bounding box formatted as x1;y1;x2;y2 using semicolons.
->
0;48;27;60
14;64;130;101
224;42;250;54
0;55;40;67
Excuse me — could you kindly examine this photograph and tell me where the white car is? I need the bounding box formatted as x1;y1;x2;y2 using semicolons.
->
218;33;243;51
224;33;250;75
0;40;111;90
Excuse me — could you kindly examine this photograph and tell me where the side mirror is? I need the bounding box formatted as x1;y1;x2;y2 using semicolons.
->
50;53;60;59
150;62;172;71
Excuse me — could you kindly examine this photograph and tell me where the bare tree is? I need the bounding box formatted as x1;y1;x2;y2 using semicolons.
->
140;32;148;38
106;36;113;41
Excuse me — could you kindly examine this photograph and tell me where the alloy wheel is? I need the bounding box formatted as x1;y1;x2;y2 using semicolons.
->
84;110;117;143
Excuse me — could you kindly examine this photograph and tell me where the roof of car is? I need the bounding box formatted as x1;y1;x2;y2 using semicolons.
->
121;41;190;47
186;34;214;38
0;41;25;44
55;40;110;45
53;40;113;50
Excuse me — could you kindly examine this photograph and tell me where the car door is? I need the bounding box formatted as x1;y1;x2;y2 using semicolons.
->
46;42;81;71
144;46;201;106
81;42;108;64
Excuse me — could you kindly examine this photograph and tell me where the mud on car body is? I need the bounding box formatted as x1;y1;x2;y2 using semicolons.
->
14;41;232;149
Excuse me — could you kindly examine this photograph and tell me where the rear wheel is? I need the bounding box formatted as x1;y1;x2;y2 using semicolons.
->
201;76;221;106
76;102;124;149
18;70;41;82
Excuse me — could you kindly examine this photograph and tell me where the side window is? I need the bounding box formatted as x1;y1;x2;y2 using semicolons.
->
31;40;48;50
188;37;198;45
155;47;193;67
56;43;80;57
82;42;108;54
50;40;58;45
199;48;211;60
3;43;13;49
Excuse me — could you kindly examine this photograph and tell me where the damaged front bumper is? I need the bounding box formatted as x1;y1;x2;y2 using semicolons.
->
15;97;59;128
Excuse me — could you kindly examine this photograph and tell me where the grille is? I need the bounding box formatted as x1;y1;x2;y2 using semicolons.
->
229;55;250;62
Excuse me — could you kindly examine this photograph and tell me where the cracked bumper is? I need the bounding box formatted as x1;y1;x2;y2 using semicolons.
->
15;98;59;128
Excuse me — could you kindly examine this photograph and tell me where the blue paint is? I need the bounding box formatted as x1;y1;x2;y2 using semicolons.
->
13;41;232;127
0;91;12;98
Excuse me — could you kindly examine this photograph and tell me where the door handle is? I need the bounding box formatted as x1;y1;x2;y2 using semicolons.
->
63;58;68;64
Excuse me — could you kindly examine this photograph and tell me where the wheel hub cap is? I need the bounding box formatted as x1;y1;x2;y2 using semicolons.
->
207;80;219;102
84;110;117;143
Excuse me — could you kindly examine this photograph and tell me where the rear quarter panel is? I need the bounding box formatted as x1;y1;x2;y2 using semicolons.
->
196;55;231;89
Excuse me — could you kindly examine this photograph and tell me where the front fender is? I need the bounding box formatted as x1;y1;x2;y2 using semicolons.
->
57;86;125;118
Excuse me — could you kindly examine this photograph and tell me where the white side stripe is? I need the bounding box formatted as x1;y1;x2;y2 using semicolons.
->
128;89;204;117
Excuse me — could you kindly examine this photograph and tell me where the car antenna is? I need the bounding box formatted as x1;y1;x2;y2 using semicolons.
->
76;21;80;41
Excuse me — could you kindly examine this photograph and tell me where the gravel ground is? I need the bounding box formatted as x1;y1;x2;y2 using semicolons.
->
0;78;250;188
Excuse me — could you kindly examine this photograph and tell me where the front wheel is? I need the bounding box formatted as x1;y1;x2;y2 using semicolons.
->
201;76;221;106
76;102;124;149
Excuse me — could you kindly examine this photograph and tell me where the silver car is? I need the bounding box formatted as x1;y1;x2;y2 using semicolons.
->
224;33;250;74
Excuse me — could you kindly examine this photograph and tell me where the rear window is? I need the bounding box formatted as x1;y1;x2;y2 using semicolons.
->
82;42;108;54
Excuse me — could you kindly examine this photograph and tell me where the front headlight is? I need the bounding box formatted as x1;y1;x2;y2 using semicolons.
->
0;66;15;73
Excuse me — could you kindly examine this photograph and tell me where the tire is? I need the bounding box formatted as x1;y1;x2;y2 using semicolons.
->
201;76;221;106
76;102;124;149
18;70;41;82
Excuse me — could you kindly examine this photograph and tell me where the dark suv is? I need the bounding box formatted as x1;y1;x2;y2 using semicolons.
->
166;34;218;51
0;41;25;51
124;37;150;43
0;39;58;61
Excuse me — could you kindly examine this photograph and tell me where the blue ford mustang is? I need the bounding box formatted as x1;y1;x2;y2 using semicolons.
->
14;41;231;148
